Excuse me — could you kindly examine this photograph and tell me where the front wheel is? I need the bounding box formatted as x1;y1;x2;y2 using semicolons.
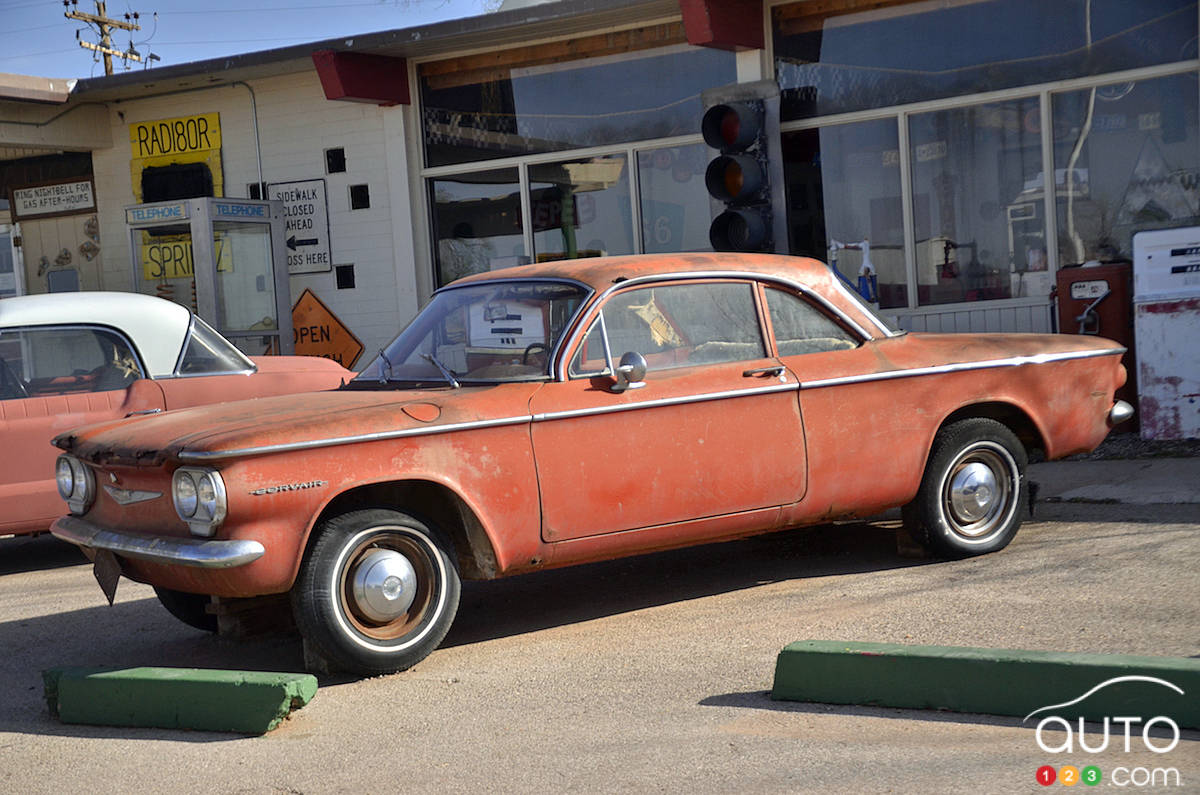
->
904;418;1027;559
291;508;460;676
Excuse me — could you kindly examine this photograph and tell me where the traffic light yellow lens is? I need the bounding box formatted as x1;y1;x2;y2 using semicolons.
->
723;162;744;199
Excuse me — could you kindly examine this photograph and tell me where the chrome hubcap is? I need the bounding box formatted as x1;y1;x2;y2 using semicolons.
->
950;462;997;523
351;548;417;623
943;445;1014;538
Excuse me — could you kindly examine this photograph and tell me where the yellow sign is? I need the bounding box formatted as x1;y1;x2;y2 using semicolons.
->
129;113;224;201
291;288;364;368
140;232;233;280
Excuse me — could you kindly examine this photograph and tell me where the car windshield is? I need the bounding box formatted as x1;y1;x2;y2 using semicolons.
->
351;280;589;387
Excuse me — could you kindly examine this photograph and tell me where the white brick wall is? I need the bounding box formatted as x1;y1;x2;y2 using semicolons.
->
91;70;417;367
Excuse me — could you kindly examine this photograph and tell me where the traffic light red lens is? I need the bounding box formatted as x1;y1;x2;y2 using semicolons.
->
720;111;740;147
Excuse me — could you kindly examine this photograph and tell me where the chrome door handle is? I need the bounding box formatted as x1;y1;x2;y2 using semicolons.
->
742;365;785;378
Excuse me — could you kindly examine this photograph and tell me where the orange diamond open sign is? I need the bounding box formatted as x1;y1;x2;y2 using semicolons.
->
291;288;364;368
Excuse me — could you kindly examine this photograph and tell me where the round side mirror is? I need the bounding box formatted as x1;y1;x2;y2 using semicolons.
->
613;351;647;392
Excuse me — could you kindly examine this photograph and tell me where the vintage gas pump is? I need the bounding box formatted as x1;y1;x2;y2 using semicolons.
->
125;197;293;355
1055;261;1136;425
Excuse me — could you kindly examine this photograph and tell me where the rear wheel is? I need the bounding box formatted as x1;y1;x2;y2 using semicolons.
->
153;586;218;632
291;508;460;676
904;418;1027;558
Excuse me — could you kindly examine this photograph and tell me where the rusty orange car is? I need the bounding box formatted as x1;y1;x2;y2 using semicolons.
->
0;291;352;538
50;254;1133;675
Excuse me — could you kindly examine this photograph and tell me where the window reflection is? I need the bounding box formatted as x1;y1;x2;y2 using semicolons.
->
637;144;714;253
783;121;907;308
429;169;526;286
421;40;735;167
909;98;1046;305
530;155;633;262
1053;74;1199;266
773;0;1197;121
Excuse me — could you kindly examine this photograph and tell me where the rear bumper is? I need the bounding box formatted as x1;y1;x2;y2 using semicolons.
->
51;515;265;569
1108;399;1135;427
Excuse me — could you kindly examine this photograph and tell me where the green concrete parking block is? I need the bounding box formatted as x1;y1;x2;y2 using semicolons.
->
771;641;1200;729
44;667;318;735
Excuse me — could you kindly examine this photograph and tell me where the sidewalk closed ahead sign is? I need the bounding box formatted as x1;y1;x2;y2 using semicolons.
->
269;179;332;275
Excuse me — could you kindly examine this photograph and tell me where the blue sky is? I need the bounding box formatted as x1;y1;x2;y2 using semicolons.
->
1;0;498;80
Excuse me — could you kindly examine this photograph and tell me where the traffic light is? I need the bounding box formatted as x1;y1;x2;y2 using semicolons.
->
703;101;770;251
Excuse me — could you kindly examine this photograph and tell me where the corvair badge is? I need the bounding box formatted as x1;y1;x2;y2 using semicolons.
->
250;480;328;496
103;485;162;505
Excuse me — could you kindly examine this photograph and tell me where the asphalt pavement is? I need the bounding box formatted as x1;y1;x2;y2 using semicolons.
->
0;454;1196;794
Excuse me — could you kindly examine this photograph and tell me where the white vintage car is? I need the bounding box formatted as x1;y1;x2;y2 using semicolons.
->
0;291;352;537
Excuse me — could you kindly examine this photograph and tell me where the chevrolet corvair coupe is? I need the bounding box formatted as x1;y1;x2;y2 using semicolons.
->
51;254;1132;675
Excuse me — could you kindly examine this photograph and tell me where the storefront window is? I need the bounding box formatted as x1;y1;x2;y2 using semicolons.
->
637;144;714;254
1052;73;1200;266
908;98;1048;306
429;168;525;286
782;120;908;309
530;155;633;262
420;35;735;167
773;0;1197;121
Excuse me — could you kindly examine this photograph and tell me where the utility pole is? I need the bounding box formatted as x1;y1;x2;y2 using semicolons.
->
63;0;142;75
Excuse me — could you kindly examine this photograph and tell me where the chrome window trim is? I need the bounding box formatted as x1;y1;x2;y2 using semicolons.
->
554;270;885;381
1;322;150;382
171;315;257;378
798;347;1127;390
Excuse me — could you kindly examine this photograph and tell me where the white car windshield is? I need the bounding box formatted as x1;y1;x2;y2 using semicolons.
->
352;280;589;387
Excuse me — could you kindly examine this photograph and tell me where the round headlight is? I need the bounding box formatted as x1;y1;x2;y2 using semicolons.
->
174;471;198;518
56;457;75;500
196;473;217;520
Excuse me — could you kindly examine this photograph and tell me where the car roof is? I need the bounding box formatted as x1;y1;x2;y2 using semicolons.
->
448;252;889;337
0;291;192;377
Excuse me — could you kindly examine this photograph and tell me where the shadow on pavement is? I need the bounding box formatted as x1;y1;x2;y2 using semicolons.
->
699;690;1200;742
442;521;930;648
0;534;88;575
0;520;928;740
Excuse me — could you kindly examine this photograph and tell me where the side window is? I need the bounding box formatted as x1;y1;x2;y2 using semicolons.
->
1;327;143;399
569;282;765;376
177;317;255;375
765;288;860;356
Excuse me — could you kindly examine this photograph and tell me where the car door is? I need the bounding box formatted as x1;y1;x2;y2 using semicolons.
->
0;325;165;535
529;279;807;542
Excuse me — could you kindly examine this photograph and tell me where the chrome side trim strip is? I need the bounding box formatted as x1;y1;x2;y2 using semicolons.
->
178;383;802;460
51;515;265;569
532;382;800;422
176;415;532;461
799;347;1127;390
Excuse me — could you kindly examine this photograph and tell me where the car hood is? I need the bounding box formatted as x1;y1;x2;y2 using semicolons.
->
55;384;540;467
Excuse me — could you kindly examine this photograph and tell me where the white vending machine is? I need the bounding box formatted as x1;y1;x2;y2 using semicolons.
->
1132;227;1200;440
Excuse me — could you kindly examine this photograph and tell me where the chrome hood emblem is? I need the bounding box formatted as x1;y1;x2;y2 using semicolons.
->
103;485;162;505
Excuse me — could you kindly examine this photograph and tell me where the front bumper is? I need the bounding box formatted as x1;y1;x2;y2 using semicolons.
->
51;515;265;569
